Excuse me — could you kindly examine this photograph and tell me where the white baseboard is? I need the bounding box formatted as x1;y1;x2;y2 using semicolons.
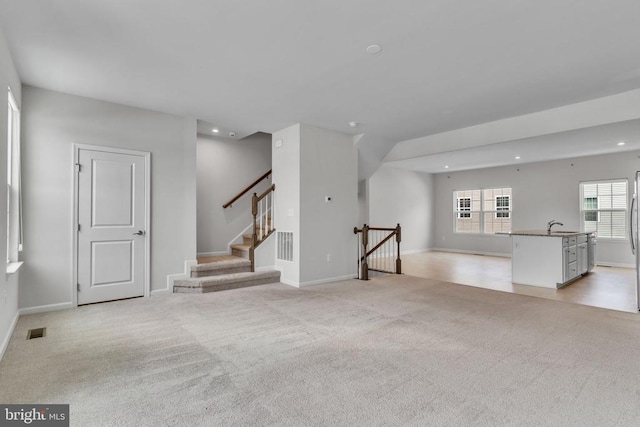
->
280;274;358;288
430;247;511;258
0;311;19;361
19;302;74;316
150;288;173;296
166;259;198;294
596;262;635;269
196;251;229;257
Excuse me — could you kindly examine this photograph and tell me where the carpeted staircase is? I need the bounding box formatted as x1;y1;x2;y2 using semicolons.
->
174;253;280;293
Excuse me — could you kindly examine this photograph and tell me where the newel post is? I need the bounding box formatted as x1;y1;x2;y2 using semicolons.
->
361;224;369;280
395;223;402;274
250;192;258;272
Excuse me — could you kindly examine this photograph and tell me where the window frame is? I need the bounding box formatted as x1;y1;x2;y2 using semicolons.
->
456;197;471;219
579;179;628;240
495;195;511;219
453;187;512;235
7;87;21;265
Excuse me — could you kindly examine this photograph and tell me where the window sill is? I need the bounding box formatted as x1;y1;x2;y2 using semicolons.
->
7;261;23;275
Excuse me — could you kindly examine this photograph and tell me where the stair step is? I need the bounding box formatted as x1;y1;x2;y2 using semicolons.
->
231;244;250;259
174;270;281;293
191;256;251;278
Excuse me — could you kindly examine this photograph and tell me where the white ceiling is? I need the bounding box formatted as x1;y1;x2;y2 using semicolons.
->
385;119;640;173
2;1;640;176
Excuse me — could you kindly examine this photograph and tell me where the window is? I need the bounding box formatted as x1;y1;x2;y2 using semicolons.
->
7;88;21;263
456;197;471;218
496;195;510;218
580;180;627;239
454;187;512;234
583;197;599;222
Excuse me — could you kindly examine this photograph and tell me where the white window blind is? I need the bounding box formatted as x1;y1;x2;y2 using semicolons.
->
580;180;627;239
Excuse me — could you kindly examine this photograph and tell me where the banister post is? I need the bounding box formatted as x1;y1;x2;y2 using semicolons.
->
250;192;258;272
361;224;369;280
395;223;402;274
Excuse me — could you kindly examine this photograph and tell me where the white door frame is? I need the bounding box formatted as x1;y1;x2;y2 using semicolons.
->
72;144;151;307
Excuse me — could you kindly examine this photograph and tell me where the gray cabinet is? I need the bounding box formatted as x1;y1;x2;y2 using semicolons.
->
587;233;596;271
562;234;591;284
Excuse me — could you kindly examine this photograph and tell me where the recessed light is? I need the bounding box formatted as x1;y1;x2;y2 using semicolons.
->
515;156;521;160
366;44;382;54
444;165;449;169
212;128;219;133
349;121;358;128
618;141;626;146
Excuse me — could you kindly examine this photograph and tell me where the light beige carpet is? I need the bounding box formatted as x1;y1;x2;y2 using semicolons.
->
2;275;640;426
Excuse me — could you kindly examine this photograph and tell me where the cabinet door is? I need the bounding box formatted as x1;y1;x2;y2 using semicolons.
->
577;243;588;274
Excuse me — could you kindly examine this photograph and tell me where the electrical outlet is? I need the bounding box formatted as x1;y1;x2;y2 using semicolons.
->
326;253;332;262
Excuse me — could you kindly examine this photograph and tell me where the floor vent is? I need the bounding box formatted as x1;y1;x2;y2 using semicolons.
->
27;327;46;340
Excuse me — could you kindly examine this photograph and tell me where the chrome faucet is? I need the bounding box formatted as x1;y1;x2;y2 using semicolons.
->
547;220;563;234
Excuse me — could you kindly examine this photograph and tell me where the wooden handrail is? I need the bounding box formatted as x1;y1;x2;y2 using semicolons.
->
222;170;272;208
365;232;396;259
354;223;401;280
255;184;276;203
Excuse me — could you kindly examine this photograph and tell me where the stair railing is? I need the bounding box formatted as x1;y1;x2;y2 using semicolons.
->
353;224;401;280
250;184;276;271
222;169;271;209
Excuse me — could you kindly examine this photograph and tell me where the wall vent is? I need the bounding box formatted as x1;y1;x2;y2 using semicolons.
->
277;231;293;262
27;328;46;340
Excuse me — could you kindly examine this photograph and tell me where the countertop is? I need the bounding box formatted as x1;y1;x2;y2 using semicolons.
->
503;230;591;237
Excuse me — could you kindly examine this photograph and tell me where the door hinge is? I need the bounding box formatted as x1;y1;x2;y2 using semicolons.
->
77;224;81;232
77;283;81;292
75;163;82;172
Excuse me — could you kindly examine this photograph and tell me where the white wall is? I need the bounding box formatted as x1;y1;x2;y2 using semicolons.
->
196;132;271;255
434;150;640;266
272;124;358;286
272;124;301;284
299;124;358;285
20;86;197;310
0;25;22;358
369;166;435;253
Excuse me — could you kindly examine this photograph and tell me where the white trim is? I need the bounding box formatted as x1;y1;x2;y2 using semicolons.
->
0;311;19;361
150;288;173;297
6;261;23;275
596;261;635;269
165;259;198;294
280;274;358;288
72;144;151;306
196;251;230;258
431;247;511;258
19;302;74;315
228;222;253;248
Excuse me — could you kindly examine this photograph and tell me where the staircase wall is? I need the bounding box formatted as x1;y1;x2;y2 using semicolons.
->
196;132;272;255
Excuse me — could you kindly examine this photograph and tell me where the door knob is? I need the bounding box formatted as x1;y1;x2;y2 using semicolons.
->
133;230;146;236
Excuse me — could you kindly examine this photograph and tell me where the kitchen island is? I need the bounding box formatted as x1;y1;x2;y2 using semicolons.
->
507;230;596;288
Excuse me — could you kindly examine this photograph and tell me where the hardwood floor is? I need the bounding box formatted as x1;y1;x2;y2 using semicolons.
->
401;251;637;313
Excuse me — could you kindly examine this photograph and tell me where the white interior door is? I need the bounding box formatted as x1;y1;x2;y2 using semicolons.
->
77;148;147;305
